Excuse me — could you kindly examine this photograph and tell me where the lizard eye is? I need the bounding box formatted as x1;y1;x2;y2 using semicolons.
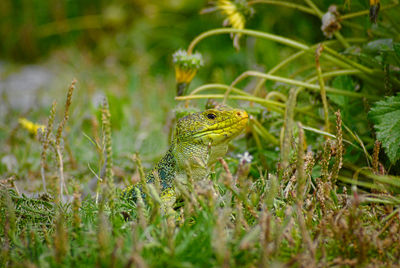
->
207;113;216;120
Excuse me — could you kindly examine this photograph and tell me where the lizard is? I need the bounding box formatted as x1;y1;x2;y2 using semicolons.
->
122;105;248;212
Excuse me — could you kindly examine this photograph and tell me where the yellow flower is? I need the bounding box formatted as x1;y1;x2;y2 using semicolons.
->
202;0;253;49
18;118;46;136
172;49;203;96
218;0;246;30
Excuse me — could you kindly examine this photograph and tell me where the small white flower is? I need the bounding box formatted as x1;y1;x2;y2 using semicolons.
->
237;151;253;164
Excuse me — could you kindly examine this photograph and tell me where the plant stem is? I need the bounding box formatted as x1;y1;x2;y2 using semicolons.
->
266;91;288;102
190;68;363;100
190;84;249;96
250;118;279;145
316;45;330;132
279;88;297;170
176;94;286;113
252;38;366;97
302;125;357;148
302;0;323;17
248;0;316;15
253;51;305;97
37;15;103;38
225;70;377;99
56;145;67;203
187;28;309;54
303;0;350;48
189;69;366;117
341;2;399;20
323;46;373;75
187;28;376;80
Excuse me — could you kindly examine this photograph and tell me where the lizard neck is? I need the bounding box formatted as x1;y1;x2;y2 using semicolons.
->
146;140;228;191
145;147;177;191
172;140;228;181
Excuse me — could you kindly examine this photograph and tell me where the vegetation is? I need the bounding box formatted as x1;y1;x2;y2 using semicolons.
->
1;0;400;266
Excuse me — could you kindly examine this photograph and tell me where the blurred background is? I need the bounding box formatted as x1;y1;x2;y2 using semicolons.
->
1;0;399;192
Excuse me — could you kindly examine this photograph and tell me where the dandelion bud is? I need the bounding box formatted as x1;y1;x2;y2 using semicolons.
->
172;49;203;96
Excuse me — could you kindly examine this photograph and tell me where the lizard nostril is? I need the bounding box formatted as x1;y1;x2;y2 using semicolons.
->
236;111;248;118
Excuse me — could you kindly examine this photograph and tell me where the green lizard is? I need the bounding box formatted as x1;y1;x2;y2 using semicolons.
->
123;105;248;212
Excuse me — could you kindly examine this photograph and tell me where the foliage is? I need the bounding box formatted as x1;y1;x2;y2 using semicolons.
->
369;94;400;164
1;0;400;266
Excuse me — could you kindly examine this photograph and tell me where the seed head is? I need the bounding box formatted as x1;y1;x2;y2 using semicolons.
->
321;5;341;38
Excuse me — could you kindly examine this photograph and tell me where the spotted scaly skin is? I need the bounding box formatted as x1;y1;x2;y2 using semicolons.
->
123;106;248;210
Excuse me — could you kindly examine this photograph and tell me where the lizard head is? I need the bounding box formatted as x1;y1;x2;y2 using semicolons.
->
175;105;248;146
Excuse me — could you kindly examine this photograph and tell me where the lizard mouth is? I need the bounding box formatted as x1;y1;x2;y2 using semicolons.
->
193;116;248;141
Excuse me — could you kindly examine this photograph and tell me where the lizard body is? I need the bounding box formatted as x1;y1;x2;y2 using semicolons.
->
123;105;248;209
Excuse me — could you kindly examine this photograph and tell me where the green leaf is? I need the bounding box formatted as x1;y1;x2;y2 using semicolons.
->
328;75;354;107
393;42;400;58
369;94;400;164
363;38;393;54
394;43;400;65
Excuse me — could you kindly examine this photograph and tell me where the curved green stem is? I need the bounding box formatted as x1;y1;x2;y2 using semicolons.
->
316;55;330;132
177;93;325;121
294;69;363;102
189;84;249;96
303;0;350;48
286;70;363;124
307;69;362;82
250;117;279;145
247;0;316;15
253;50;306;97
303;0;323;17
225;70;376;99
224;71;257;103
253;38;367;96
323;46;373;75
187;28;375;79
341;9;371;20
341;2;399;20
176;94;286;111
189;83;286;104
187;28;309;54
221;68;363;108
266;91;288;102
268;51;306;75
302;125;356;147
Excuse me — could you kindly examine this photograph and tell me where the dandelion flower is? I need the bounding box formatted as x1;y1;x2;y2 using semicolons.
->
172;49;203;96
19;118;46;136
202;0;254;49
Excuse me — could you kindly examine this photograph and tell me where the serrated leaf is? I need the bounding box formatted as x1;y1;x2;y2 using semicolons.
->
369;94;400;164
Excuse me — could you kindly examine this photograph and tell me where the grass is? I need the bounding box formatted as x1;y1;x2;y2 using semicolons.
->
1;86;400;266
1;0;400;266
